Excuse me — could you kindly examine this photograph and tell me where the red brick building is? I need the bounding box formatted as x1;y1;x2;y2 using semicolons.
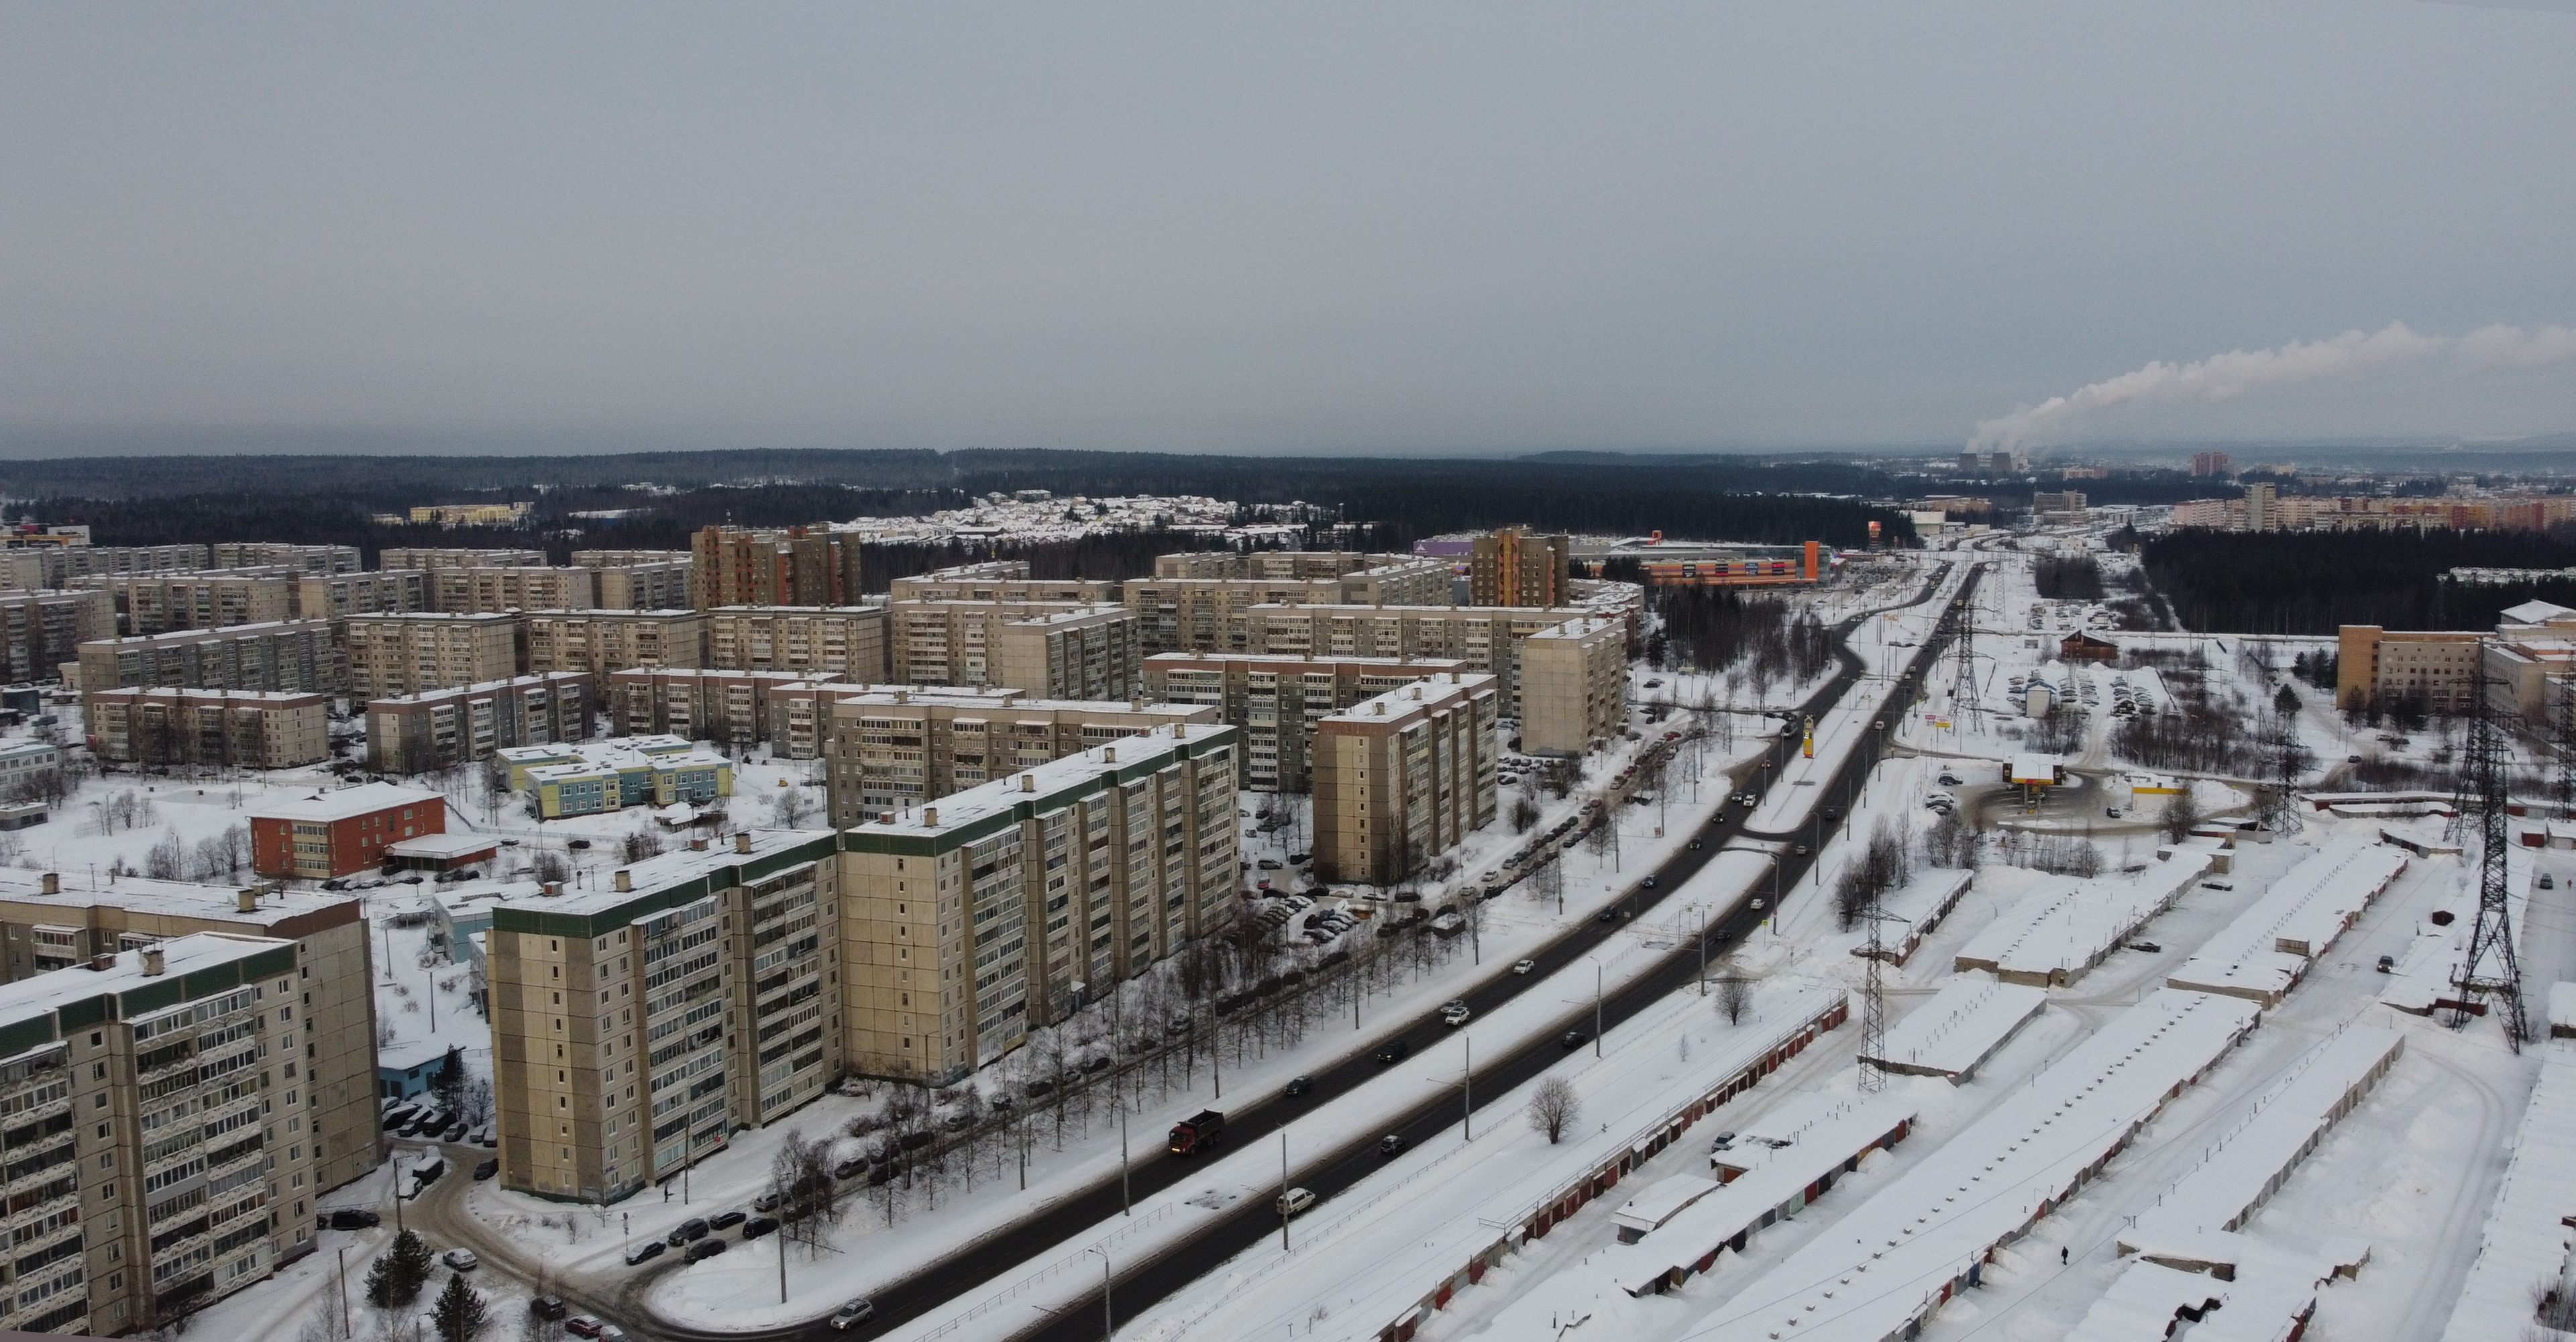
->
252;782;448;879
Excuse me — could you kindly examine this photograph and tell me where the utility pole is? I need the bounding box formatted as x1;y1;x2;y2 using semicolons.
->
1462;1035;1472;1141
1118;1068;1131;1215
1594;963;1603;1058
2454;655;2530;1050
1279;1131;1291;1252
1097;1249;1115;1342
777;1208;789;1302
338;1247;350;1338
1697;905;1708;995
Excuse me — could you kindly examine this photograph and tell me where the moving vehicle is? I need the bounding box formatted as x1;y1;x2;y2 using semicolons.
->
441;1249;479;1272
829;1300;877;1331
1168;1109;1226;1155
1512;959;1536;974
1560;1028;1587;1049
1277;1186;1316;1217
1440;1000;1472;1027
1377;1134;1407;1158
2377;954;2396;973
566;1318;605;1339
473;1158;498;1181
624;1241;665;1266
1284;1076;1313;1098
684;1239;728;1264
1373;1038;1411;1064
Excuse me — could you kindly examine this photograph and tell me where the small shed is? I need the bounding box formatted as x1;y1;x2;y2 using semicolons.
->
2060;632;2119;662
384;832;499;872
378;1038;453;1101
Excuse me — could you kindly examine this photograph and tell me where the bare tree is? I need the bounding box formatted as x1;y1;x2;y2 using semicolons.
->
1526;1076;1580;1145
2159;784;2202;845
1509;794;1540;835
771;786;816;829
1717;971;1752;1026
765;1127;847;1255
146;827;184;881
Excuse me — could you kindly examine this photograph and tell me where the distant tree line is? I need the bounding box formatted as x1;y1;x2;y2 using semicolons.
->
2031;554;2104;601
2141;527;2576;633
1651;586;1839;694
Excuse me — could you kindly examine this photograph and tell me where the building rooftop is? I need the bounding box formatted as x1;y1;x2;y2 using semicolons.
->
489;829;837;923
846;722;1237;843
252;781;445;823
0;868;352;926
0;932;293;1052
1316;672;1496;727
385;833;502;861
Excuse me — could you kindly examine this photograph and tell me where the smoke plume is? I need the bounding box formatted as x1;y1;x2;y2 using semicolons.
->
1969;321;2576;452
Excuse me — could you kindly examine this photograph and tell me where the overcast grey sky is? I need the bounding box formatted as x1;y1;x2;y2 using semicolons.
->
3;2;2573;457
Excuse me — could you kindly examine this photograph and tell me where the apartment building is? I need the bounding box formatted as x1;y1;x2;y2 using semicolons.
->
841;723;1240;1080
524;609;705;676
1140;652;1470;792
571;549;690;568
604;668;808;751
486;830;843;1202
85;689;332;769
0;742;60;801
209;543;362;576
888;601;1140;699
74;621;341;697
85;569;294;635
592;562;692;611
365;672;594;775
2335;625;2488;714
887;562;1116;604
0;588;115;683
688;525;864;609
55;544;210;584
376;547;547;572
292;570;428;620
0;871;380;1193
1519;616;1628;756
0;933;323;1333
249;783;447;880
1311;674;1501;886
0;552;48;592
824;689;1220;823
706;606;888;682
506;738;732;819
1468;529;1572;607
341;612;523;697
429;566;598;613
1236;602;1613;716
1123;558;1453;654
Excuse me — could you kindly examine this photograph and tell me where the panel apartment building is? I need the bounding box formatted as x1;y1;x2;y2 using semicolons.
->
364;672;595;775
209;543;362;576
1140;652;1469;792
1468;528;1573;607
1236;603;1624;724
0;934;330;1333
0;871;381;1194
84;568;295;635
689;525;864;610
524;609;705;676
85;688;332;768
376;547;547;572
1519;615;1628;756
0;588;114;683
604;668;810;754
1312;674;1501;886
706;606;888;682
1122;554;1453;654
824;689;1220;823
486;831;843;1202
428;566;598;614
888;601;1140;700
74;621;341;696
292;570;429;620
841;723;1240;1080
342;612;523;697
886;561;1117;604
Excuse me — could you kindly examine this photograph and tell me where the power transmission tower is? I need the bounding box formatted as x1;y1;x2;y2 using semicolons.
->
2453;657;2529;1050
2557;672;2576;813
1858;884;1886;1093
1948;575;1982;729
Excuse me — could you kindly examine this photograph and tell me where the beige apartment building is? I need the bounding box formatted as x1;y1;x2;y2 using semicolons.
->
887;561;1117;604
2335;625;2488;714
292;569;429;619
342;612;524;697
706;605;888;682
365;672;595;774
0;588;115;683
841;723;1240;1080
604;668;810;751
1236;602;1620;721
1140;652;1470;791
1519;616;1628;756
0;934;330;1333
1469;529;1572;607
86;568;295;635
690;525;864;609
0;870;381;1195
85;688;333;768
210;542;362;576
571;549;690;568
1124;556;1453;654
1311;674;1501;886
888;601;1140;699
52;544;209;584
487;831;843;1202
430;566;599;613
377;547;548;571
592;561;692;610
524;609;705;675
824;689;1220;823
74;621;341;696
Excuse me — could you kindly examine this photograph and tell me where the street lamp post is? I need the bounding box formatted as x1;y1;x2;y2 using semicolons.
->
1095;1247;1114;1342
1462;1035;1473;1141
1594;963;1604;1058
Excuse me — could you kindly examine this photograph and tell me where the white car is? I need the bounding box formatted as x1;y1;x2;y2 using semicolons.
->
441;1248;478;1272
1276;1186;1317;1217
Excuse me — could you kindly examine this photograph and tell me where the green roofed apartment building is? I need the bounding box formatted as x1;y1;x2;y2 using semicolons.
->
839;721;1238;1083
0;931;319;1334
486;831;843;1202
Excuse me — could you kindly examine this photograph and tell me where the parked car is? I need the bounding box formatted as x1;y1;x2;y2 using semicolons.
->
1276;1186;1317;1217
667;1218;710;1247
2544;874;2559;890
743;1216;779;1239
1512;959;1536;975
828;1300;877;1331
530;1298;568;1322
707;1210;747;1231
1377;1134;1407;1158
752;1192;784;1213
2128;941;2161;954
834;1156;870;1180
566;1318;605;1338
327;1208;381;1231
441;1249;479;1272
473;1158;498;1181
684;1239;728;1264
624;1241;665;1266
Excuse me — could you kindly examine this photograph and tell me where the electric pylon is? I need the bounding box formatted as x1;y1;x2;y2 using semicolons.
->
2453;654;2529;1050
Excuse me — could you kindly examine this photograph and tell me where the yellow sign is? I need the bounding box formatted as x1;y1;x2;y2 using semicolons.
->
1801;715;1815;759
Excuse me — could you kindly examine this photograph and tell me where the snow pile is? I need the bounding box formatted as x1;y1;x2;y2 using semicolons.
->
1953;851;2212;986
2069;1242;2351;1342
2165;841;2407;1006
1690;989;2263;1342
1862;976;2047;1081
2434;1036;2576;1342
2120;1025;2404;1248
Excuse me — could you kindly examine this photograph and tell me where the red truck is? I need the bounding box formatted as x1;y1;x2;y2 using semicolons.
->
1168;1109;1225;1156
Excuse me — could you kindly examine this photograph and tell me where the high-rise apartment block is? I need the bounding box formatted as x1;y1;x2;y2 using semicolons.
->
1311;674;1499;885
824;689;1219;823
689;525;863;610
888;601;1139;699
1124;554;1452;654
293;570;429;620
1468;529;1572;608
429;566;598;613
376;548;547;572
1233;603;1621;720
85;569;295;635
0;589;115;683
887;562;1116;604
591;562;692;611
841;723;1240;1080
487;831;843;1202
84;689;331;768
54;545;210;584
341;613;523;697
365;672;595;775
524;610;705;675
209;543;362;576
2190;452;2233;478
1140;652;1470;792
705;606;888;682
604;668;808;752
1518;617;1628;757
74;621;341;697
571;550;690;568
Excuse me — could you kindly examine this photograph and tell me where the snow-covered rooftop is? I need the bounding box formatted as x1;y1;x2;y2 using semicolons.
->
1863;976;2047;1080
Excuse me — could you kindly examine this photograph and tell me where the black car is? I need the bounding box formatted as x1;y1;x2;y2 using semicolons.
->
684;1239;728;1264
531;1298;569;1322
834;1156;870;1180
327;1208;382;1231
667;1218;710;1247
473;1158;498;1181
706;1210;747;1231
1377;1133;1407;1157
1640;875;1658;888
1687;839;1703;850
624;1241;665;1267
1559;1029;1586;1049
742;1216;779;1239
1284;1076;1313;1098
1597;908;1619;924
1373;1039;1409;1064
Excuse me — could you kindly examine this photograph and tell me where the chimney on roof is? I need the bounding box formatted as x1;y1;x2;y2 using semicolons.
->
235;888;257;914
89;952;113;972
734;831;752;854
614;870;632;893
690;837;708;851
1021;774;1035;792
142;947;164;977
1374;702;1386;715
40;872;58;895
1102;747;1116;763
923;807;938;827
543;881;563;896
